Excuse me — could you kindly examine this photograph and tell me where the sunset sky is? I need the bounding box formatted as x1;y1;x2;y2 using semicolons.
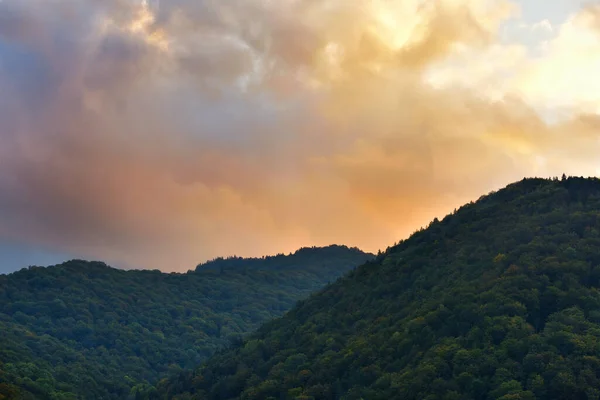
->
0;0;599;273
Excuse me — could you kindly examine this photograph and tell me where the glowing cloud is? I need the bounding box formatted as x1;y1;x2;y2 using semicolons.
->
0;0;598;271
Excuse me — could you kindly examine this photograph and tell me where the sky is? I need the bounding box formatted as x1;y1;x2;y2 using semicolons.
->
0;0;599;273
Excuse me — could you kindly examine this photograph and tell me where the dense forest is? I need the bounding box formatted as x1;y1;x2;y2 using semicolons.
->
0;245;372;399
159;177;600;400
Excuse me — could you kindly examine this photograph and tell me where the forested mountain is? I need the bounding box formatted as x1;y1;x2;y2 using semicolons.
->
160;177;600;400
0;245;372;399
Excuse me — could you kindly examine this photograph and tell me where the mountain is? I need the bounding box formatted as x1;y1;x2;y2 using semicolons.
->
159;177;600;400
0;245;373;400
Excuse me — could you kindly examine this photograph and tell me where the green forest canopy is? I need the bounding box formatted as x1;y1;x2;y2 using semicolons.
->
0;245;372;399
160;177;600;400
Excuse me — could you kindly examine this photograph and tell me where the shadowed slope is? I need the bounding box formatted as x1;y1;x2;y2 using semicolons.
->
0;245;372;399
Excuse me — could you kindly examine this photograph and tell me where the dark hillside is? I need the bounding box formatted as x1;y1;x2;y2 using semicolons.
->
0;245;372;399
160;177;600;400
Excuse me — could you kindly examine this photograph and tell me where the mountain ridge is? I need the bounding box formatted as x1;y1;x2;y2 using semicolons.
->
2;245;371;277
0;245;373;399
159;176;600;400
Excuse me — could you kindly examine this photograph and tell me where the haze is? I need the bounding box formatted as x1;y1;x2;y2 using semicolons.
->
0;0;599;273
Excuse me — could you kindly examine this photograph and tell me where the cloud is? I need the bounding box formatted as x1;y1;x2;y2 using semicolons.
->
531;19;554;32
0;0;598;271
511;3;600;115
427;3;600;115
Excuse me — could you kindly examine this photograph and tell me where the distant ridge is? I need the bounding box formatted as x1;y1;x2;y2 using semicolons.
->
197;245;372;272
0;246;372;399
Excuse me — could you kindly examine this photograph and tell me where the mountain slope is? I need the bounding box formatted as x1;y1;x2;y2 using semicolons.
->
0;245;372;400
160;177;600;400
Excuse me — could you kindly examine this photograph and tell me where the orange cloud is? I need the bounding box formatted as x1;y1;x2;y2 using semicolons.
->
0;0;598;271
